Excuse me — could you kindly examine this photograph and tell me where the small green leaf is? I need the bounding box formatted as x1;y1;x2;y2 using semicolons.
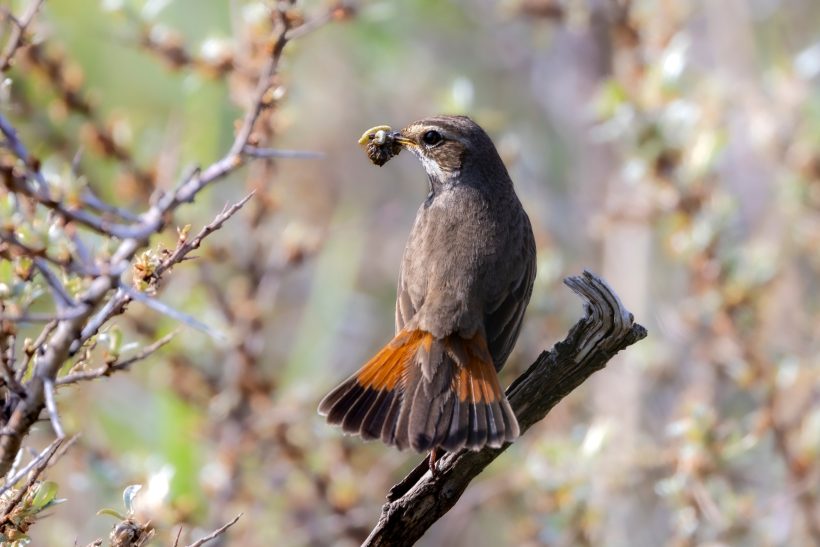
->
109;327;123;355
122;484;142;514
97;508;127;520
31;481;58;509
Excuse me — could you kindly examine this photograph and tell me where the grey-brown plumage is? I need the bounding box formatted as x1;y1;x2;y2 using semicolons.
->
320;115;536;453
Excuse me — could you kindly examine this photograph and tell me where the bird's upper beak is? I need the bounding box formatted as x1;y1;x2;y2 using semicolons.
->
389;130;414;148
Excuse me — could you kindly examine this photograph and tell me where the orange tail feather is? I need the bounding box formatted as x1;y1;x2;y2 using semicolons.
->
318;329;519;452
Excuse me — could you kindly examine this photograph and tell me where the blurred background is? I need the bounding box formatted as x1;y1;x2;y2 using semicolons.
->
2;0;819;544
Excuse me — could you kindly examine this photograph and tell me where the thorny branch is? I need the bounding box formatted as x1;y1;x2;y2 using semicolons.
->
363;271;648;546
57;330;176;386
0;0;45;73
0;1;328;492
0;437;63;500
0;437;75;542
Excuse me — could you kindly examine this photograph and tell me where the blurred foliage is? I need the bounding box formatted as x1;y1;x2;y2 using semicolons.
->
0;0;818;545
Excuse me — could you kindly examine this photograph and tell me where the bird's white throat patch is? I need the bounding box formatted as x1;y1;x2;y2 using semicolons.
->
419;153;459;185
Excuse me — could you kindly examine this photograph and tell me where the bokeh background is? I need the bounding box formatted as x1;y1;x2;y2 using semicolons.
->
2;0;819;545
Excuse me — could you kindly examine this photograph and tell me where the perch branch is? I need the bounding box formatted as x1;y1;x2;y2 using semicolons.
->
363;270;647;547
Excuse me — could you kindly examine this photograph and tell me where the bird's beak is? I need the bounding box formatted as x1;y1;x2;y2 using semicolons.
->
390;130;414;148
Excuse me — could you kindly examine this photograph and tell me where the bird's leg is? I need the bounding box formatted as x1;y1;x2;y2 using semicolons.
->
428;447;441;477
386;448;447;501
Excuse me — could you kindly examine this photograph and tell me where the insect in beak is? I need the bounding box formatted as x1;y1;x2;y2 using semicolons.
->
358;125;406;166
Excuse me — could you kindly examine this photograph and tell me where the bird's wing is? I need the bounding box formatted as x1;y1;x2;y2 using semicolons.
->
395;267;417;333
484;241;536;372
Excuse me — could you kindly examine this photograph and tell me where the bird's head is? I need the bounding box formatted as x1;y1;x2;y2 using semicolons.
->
359;115;507;190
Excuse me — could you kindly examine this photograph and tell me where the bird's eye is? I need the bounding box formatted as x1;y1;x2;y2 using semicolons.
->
421;130;443;146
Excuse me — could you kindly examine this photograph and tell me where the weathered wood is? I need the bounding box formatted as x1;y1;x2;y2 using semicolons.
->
363;270;648;546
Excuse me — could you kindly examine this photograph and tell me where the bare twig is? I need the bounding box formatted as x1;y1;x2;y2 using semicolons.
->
0;229;94;277
0;350;25;395
227;10;291;158
0;437;62;500
2;165;140;239
241;146;324;159
43;379;64;438
80;188;141;223
284;9;337;40
362;271;647;546
0;111;48;190
17;320;57;382
33;258;77;309
153;192;256;280
0;331;25;395
0;308;88;323
70;288;129;355
58;330;176;386
120;285;227;343
185;513;242;547
0;0;45;72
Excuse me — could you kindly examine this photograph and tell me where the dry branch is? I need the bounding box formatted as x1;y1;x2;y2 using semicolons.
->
0;0;46;72
57;330;177;386
184;513;242;547
0;437;62;500
0;5;325;477
363;271;647;547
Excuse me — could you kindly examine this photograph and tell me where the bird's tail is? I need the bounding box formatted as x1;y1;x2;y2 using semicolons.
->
318;328;519;452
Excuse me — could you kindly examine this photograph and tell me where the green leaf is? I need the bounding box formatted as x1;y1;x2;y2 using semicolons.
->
31;481;58;509
107;326;123;361
97;508;127;520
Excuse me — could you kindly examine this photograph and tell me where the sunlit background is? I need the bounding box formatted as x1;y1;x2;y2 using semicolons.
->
2;0;819;544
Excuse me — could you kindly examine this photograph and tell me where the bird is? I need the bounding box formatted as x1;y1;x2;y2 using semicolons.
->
319;115;536;462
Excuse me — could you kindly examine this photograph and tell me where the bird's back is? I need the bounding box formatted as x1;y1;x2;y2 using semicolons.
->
398;178;536;371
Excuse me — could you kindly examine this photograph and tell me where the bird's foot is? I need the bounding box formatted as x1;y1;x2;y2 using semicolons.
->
427;447;443;478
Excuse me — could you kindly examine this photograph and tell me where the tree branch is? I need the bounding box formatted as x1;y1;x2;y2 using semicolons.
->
0;437;62;501
57;330;176;386
0;0;45;73
0;7;306;477
184;513;242;547
363;271;648;547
